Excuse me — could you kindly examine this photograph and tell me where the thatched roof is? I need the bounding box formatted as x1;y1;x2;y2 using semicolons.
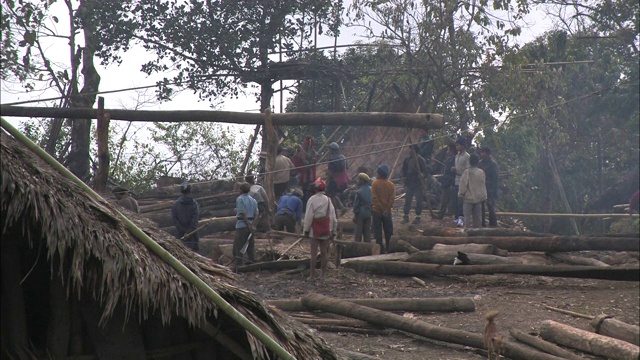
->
0;130;340;359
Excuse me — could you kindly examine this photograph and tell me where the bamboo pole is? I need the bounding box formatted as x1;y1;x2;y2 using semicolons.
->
0;106;445;129
0;117;296;360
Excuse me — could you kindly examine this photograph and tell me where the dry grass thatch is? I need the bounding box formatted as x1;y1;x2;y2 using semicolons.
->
0;130;340;360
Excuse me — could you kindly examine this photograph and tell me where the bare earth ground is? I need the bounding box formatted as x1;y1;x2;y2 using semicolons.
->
236;214;640;360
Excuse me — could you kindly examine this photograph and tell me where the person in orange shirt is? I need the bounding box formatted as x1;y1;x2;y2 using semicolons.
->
372;165;395;253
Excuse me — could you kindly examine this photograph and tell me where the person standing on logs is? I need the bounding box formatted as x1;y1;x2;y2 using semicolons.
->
303;179;337;283
112;186;139;213
274;188;304;233
372;165;395;253
458;154;487;229
326;142;349;217
352;173;373;243
233;182;259;270
291;135;317;207
274;146;294;200
453;136;470;227
402;144;428;224
478;146;500;227
417;128;435;164
171;182;200;251
246;174;271;232
433;142;457;220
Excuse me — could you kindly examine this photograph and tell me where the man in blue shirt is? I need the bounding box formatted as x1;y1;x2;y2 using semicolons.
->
353;173;373;242
274;188;304;233
233;182;259;270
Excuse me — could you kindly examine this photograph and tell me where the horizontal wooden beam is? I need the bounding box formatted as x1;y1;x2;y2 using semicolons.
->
0;106;444;129
497;212;639;218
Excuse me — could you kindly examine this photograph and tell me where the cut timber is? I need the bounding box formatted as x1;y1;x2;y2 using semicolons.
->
547;253;610;267
406;250;522;265
466;228;549;237
590;314;640;346
340;252;409;265
496;211;638;219
421;227;465;237
267;297;475;313
540;320;640;360
397;239;420;254
300;293;564;360
343;261;640;281
334;240;380;258
391;235;640;252
1;106;445;129
431;243;508;256
509;330;586;360
311;325;388;335
236;259;310;273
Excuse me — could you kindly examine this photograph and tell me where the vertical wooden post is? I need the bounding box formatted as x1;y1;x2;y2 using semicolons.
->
263;109;278;212
239;125;261;177
94;96;110;192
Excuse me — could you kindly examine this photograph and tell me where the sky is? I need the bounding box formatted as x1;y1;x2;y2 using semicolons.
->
1;2;556;133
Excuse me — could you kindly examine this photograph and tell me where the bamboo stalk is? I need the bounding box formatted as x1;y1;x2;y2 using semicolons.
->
543;305;594;320
0;117;296;360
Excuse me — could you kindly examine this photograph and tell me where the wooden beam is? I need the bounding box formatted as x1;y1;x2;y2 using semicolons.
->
267;297;475;313
0;106;445;129
496;212;639;218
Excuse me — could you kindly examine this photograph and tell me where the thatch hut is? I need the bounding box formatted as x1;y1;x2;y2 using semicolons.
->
0;129;339;359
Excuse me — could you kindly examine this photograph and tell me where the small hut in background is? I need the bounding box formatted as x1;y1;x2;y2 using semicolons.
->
0;130;339;359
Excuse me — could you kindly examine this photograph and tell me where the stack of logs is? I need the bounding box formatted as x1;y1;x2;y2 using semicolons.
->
274;293;639;360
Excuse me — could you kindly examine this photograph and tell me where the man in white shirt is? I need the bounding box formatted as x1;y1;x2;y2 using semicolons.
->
274;146;294;199
303;179;337;283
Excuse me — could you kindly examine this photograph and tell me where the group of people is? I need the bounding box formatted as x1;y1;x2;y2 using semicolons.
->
109;130;502;278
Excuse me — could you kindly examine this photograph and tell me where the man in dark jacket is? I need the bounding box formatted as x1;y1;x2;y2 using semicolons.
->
433;143;457;219
402;144;428;224
478;146;499;227
171;182;200;251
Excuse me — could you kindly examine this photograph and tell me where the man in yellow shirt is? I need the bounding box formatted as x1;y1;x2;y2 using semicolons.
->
372;165;395;253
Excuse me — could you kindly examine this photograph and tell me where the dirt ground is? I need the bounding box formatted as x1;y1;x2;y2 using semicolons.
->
236;213;640;360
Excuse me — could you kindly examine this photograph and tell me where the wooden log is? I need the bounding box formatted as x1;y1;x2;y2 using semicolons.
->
336;218;356;232
466;228;549;237
496;211;638;219
509;329;586;360
421;227;465;237
300;293;564;360
340;252;409;264
311;325;388;335
406;250;522;265
431;243;508;256
343;261;640;281
397;239;421;254
391;235;640;252
543;305;594;320
267;297;475;313
540;320;640;360
0;106;445;129
334;240;380;258
547;252;610;267
590;314;640;346
292;317;378;328
236;259;311;273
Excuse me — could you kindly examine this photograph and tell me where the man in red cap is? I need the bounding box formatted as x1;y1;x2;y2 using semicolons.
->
303;178;337;283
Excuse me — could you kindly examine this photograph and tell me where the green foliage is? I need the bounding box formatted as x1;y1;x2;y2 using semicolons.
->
609;218;640;234
109;122;251;192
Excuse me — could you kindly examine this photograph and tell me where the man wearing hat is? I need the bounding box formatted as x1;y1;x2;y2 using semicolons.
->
327;142;349;216
274;146;295;199
112;186;139;213
274;188;304;233
352;173;373;243
303;178;337;282
401;144;428;224
372;165;395;252
452;136;470;226
171;182;200;251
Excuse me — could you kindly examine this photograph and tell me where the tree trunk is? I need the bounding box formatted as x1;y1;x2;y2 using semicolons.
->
465;228;548;237
263;108;277;212
1;106;446;129
94;97;109;192
300;293;564;360
406;250;522;265
540;320;639;360
421;227;465;237
391;235;640;252
236;259;311;273
340;252;410;264
547;253;610;267
334;240;380;258
431;243;508;256
268;297;475;313
509;330;586;360
590;315;640;346
343;261;639;281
